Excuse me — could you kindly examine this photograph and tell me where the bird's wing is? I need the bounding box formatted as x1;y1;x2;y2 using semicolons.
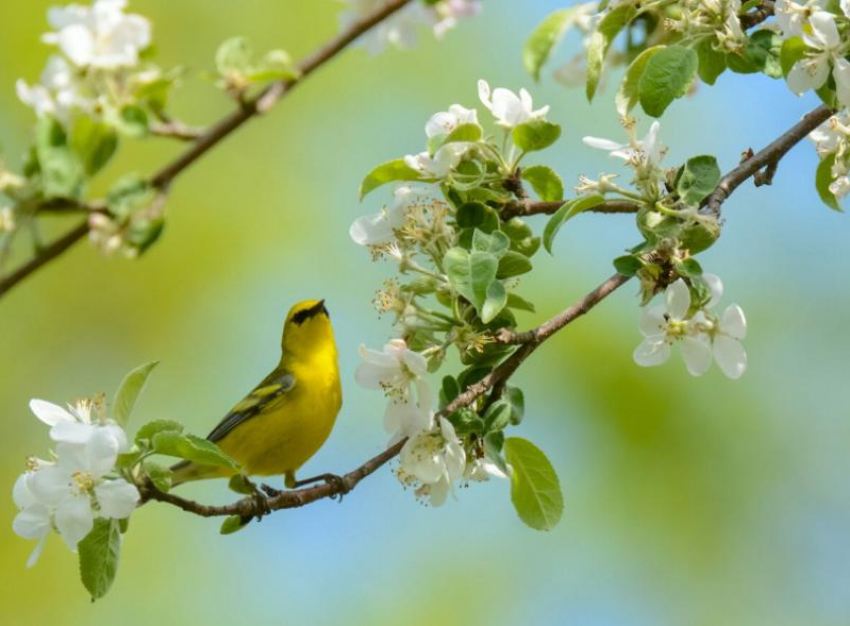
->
206;368;296;443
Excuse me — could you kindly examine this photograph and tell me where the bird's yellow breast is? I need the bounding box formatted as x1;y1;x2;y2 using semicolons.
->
216;350;341;478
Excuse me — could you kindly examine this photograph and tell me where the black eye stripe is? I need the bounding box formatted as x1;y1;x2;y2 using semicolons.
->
291;301;328;325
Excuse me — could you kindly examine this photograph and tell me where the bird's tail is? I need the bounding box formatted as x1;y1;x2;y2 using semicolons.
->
170;460;234;488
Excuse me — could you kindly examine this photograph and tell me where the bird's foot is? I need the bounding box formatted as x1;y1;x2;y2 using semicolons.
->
292;473;350;502
248;489;272;522
260;483;283;498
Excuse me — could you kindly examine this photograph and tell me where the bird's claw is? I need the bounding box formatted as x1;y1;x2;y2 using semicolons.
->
325;474;349;503
260;483;282;498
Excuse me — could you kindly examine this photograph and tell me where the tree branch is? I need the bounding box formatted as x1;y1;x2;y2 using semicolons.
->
739;0;775;30
0;0;413;299
501;199;639;220
704;104;833;217
137;103;842;521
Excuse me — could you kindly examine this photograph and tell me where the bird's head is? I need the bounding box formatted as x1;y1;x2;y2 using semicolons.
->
281;299;335;359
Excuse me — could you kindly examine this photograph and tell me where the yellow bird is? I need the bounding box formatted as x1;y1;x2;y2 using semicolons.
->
171;299;342;490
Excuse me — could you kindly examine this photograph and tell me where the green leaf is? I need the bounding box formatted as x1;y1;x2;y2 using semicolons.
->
505;387;525;425
142;461;172;492
78;519;121;601
472;229;511;257
497;251;533;278
728;30;782;77
696;39;728;86
506;293;536;313
677;155;721;205
504;437;564;531
484;431;510;475
483;400;512;432
780;36;807;77
35;116;84;200
443;123;483;145
116;105;149;138
613;254;644;276
542;194;605;253
675;257;703;277
523;8;580;80
616;45;664;116
112;361;158;427
71;117;119;176
245;49;298;82
216;37;252;78
638;45;698;118
443;247;498;317
512;120;561;153
107;175;155;219
521;165;564;202
816;154;843;211
481;280;508;324
220;516;248;535
456;202;500;233
135;419;184;443
152;431;240;469
359;158;422;200
587;5;637;101
440;376;460;408
228;474;257;495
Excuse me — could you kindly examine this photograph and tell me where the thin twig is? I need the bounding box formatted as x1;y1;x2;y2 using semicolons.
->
501;199;640;220
704;104;833;217
0;0;413;299
739;0;775;30
150;120;203;141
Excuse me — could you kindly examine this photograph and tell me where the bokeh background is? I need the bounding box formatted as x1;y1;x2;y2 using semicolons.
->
1;1;848;624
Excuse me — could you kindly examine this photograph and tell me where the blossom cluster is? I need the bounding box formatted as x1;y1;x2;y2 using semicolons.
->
339;0;482;55
809;111;850;200
12;397;138;567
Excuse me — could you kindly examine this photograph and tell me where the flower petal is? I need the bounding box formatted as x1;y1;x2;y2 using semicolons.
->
721;304;747;340
54;494;94;550
12;504;51;540
665;279;691;320
50;420;96;445
639;304;667;337
29;399;73;427
633;338;670;367
95;479;140;519
680;336;713;376
582;136;626;152
713;335;747;379
701;273;724;307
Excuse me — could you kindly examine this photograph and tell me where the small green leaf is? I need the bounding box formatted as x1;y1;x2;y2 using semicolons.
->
359;158;422;200
228;474;257;495
523;8;580;80
586;5;637;101
483;400;512;432
727;30;782;78
521;165;564;202
497;251;533;278
472;229;510;257
113;361;158;427
152;431;240;469
512;120;561;153
116;105;149;138
135;420;184;443
481;280;507;323
443;248;499;318
816;154;843;211
245;49;298;82
35;116;84;200
780;36;807;77
505;387;525;425
443;123;483;144
677;155;721;205
142;461;172;492
506;293;536;313
616;45;664;116
456;202;500;233
613;254;644;276
220;515;248;535
504;437;564;531
78;519;122;601
439;376;460;408
71;117;119;176
216;37;252;78
543;194;605;253
696;39;728;86
675;257;703;277
107;175;155;219
638;45;698;118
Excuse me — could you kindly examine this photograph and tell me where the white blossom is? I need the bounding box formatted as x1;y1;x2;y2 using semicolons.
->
43;0;152;69
350;185;431;246
808;112;850;199
398;417;466;506
23;429;138;551
29;397;127;451
477;79;550;128
425;104;478;138
16;55;90;120
356;339;433;441
432;0;482;38
583;120;665;169
785;10;850;106
12;469;52;567
464;457;509;482
633;277;748;379
404;143;468;179
775;0;828;37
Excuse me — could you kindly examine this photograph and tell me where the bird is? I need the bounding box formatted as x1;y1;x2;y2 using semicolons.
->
170;299;343;492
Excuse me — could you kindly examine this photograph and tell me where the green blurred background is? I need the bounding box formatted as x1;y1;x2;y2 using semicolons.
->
2;1;849;624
